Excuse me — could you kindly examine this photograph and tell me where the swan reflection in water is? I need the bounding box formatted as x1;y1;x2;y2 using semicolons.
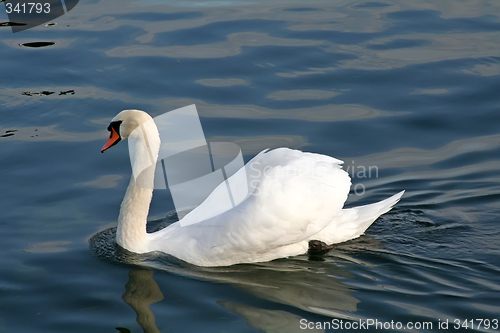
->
90;215;384;333
121;267;331;333
120;269;163;333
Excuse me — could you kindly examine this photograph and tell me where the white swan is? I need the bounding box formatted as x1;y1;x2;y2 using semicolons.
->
101;109;404;267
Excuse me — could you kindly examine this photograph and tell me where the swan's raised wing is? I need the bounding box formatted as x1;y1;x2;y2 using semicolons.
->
179;148;346;226
237;148;350;246
151;148;351;266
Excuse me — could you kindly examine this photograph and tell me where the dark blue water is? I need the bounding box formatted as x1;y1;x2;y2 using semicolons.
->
1;1;500;332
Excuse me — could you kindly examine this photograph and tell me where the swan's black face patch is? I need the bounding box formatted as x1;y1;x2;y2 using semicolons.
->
107;120;122;136
101;120;123;153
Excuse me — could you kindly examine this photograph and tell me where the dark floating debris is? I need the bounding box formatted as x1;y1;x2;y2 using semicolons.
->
1;130;18;138
23;90;74;97
22;91;55;96
45;23;57;27
0;130;40;138
19;41;56;48
0;21;27;27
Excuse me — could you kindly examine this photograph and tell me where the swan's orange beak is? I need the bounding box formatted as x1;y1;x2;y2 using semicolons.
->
101;127;121;153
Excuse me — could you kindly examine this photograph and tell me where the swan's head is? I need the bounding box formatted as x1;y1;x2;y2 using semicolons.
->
101;109;153;153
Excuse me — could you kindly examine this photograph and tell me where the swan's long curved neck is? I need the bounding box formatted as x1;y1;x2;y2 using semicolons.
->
116;121;160;253
117;177;153;252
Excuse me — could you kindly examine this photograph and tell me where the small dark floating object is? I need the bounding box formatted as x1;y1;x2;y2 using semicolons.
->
45;23;57;27
5;130;18;133
1;133;15;138
59;89;75;95
0;21;27;27
22;91;55;96
19;41;56;48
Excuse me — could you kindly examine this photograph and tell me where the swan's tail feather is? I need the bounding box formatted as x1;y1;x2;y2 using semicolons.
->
311;191;404;244
347;190;404;230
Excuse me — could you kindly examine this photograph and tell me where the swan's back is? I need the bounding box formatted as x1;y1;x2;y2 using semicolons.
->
149;148;351;266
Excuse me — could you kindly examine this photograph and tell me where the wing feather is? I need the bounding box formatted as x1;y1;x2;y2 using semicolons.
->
151;148;351;266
